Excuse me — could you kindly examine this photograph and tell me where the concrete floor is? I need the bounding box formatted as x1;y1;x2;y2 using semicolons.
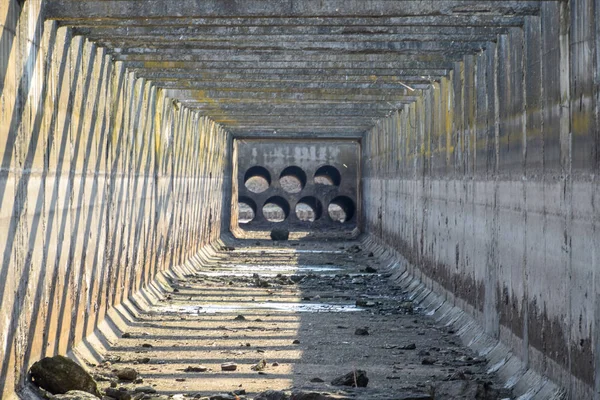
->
86;241;509;400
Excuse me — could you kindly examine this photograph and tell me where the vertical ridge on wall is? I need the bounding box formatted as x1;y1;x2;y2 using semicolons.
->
362;3;599;398
0;0;231;397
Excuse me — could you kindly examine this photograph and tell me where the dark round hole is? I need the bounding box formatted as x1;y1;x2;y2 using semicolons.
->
314;165;341;186
244;166;271;194
295;197;323;222
328;196;355;223
238;196;257;224
279;166;307;193
263;196;291;223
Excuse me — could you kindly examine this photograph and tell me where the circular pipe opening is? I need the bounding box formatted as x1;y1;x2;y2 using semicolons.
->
262;196;291;223
279;166;307;193
244;166;271;194
314;165;341;186
328;196;355;223
295;196;323;222
238;196;257;224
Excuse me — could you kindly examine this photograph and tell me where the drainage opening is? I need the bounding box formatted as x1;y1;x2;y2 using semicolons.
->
244;166;271;193
263;196;290;223
295;197;323;222
328;196;355;223
238;196;257;224
279;166;307;193
314;165;341;186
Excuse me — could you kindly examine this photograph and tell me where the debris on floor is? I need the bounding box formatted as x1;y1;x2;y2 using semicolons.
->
35;240;510;400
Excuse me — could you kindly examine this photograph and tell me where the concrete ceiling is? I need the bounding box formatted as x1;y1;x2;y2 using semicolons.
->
45;1;543;138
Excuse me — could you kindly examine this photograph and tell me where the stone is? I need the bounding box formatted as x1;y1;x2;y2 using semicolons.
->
29;355;101;397
355;327;369;336
400;343;417;350
49;390;100;400
220;362;238;371
364;266;378;273
104;388;131;400
209;395;236;400
234;315;246;321
292;339;301;344
251;359;267;371
116;368;138;381
289;392;332;400
310;377;324;383
421;357;437;365
133;387;156;394
270;229;289;241
331;370;369;387
121;333;132;339
184;366;208;372
254;390;289;400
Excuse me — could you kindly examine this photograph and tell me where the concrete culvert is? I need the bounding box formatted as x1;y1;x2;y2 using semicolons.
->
279;166;307;193
244;166;271;193
328;196;355;223
314;165;341;186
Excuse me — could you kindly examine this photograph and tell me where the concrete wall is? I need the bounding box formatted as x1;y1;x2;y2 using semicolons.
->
0;0;231;397
362;1;600;398
232;139;360;234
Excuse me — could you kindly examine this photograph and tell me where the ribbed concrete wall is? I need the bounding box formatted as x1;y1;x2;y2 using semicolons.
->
362;1;599;398
0;1;231;397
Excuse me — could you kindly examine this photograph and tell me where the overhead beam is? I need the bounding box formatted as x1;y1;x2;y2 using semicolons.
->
56;15;527;28
103;40;489;54
155;81;431;91
73;25;510;37
133;68;450;78
45;0;541;19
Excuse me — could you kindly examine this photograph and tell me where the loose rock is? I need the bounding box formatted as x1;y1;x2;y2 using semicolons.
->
116;368;138;381
251;359;267;371
331;370;369;387
400;343;417;350
104;387;132;400
29;355;101;397
133;386;157;394
49;390;100;400
355;327;369;336
270;229;289;241
220;362;238;371
421;357;437;365
184;366;208;373
255;390;289;400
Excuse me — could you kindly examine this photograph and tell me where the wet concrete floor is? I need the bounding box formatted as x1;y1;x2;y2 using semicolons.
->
91;240;510;400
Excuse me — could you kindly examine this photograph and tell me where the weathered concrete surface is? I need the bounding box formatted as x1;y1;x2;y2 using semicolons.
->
42;1;541;137
362;3;600;398
0;1;230;397
232;140;360;236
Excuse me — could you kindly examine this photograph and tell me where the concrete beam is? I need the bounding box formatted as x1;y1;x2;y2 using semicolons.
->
141;72;440;83
56;15;527;28
132;68;450;78
45;1;541;19
119;60;458;69
103;40;489;54
169;89;420;102
155;81;432;91
74;25;510;38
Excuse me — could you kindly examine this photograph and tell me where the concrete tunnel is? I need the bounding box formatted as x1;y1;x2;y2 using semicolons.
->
1;0;599;398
